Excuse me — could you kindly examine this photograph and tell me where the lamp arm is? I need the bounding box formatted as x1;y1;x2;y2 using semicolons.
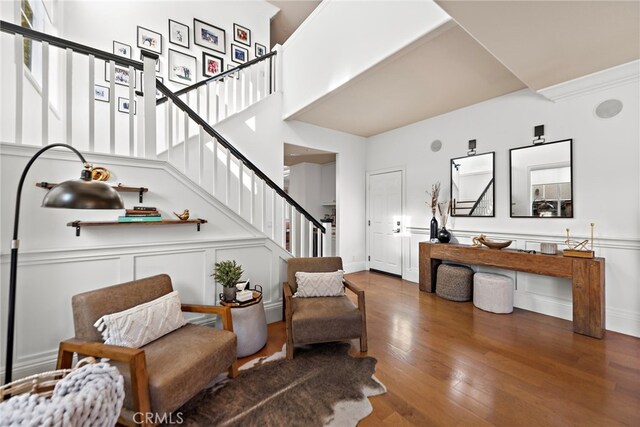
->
5;143;88;385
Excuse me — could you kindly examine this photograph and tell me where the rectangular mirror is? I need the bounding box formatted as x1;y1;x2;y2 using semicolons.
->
510;139;573;217
450;152;495;217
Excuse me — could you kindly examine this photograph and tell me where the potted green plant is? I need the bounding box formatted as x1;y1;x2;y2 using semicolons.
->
212;260;244;302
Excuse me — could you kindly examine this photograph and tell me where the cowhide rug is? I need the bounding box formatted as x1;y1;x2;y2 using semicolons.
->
175;343;386;426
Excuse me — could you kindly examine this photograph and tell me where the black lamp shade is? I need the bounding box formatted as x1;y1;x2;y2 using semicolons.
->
42;179;124;209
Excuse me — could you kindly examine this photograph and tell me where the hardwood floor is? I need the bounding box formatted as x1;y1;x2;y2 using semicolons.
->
240;271;640;426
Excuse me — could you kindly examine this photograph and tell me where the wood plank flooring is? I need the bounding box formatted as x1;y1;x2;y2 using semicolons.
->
240;271;640;426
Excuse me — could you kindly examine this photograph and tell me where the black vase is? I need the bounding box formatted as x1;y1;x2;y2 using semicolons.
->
430;216;438;241
438;227;451;243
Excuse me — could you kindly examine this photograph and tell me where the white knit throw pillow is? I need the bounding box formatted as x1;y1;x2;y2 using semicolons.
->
294;271;345;297
94;291;186;348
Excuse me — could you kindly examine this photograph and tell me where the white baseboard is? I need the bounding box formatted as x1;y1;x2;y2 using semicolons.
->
265;302;283;323
344;261;366;273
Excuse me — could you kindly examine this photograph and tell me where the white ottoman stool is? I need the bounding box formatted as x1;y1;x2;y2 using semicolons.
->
473;273;514;314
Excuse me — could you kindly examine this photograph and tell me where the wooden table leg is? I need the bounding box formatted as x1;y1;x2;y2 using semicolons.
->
572;258;605;338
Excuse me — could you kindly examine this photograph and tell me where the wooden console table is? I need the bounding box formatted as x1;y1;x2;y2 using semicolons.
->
418;242;605;339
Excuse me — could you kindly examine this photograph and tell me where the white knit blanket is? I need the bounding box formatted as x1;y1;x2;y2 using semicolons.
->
0;362;124;427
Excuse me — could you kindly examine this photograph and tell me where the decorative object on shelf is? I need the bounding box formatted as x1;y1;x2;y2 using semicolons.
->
540;242;558;255
471;234;512;250
233;23;251;46
202;52;224;78
4;143;124;384
137;26;162;55
426;181;440;243
437;200;451;243
94;85;109;102
91;166;110;181
194;18;226;54
173;209;190;220
212;260;244;302
168;19;190;49
231;43;249;64
168;49;197;85
113;40;132;58
563;223;595;258
255;43;266;57
533;124;545;145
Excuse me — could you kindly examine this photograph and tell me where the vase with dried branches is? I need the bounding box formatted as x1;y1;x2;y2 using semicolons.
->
426;182;441;242
437;200;452;243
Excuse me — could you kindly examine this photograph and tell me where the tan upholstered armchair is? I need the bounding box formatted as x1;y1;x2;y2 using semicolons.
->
283;257;367;359
56;274;238;427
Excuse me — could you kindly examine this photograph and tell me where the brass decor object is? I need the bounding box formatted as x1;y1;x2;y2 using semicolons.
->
472;234;512;250
563;223;595;258
173;209;190;220
91;166;110;181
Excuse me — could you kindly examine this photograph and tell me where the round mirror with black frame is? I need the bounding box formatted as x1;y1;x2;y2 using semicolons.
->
450;152;495;217
509;139;573;218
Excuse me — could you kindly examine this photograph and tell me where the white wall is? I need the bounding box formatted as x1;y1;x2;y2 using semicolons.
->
367;73;640;337
281;0;450;119
215;93;368;272
288;162;323;219
0;144;290;379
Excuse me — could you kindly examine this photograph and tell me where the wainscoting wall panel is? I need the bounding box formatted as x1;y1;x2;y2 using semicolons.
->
0;237;290;380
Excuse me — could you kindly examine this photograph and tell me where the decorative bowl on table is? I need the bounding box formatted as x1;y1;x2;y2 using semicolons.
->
472;234;512;250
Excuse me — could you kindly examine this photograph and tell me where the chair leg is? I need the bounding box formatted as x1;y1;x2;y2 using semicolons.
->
360;336;368;353
228;360;238;378
286;338;294;360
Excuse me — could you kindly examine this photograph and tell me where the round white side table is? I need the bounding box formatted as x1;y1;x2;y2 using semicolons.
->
218;292;268;357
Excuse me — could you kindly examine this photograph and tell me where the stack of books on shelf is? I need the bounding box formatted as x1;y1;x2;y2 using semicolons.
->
118;206;163;222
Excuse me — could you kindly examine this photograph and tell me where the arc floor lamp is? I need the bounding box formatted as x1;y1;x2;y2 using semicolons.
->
4;143;124;384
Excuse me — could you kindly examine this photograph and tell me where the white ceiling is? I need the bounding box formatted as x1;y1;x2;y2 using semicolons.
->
284;143;336;166
268;0;322;47
290;0;640;137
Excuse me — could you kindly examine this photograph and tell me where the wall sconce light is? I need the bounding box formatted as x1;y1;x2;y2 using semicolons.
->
467;139;476;156
533;125;545;145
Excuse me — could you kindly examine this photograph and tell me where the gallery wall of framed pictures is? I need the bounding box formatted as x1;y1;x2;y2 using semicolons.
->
99;11;269;114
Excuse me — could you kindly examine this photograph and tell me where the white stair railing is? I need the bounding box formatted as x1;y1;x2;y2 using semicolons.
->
1;21;326;257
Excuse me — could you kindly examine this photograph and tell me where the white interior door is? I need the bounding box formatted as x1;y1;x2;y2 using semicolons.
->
368;170;402;275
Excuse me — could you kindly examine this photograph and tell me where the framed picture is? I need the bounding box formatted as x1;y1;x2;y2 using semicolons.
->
168;19;189;49
255;43;266;58
231;44;249;64
168;48;197;85
137;26;162;54
233;23;251;46
113;41;131;58
202;52;223;78
105;63;136;87
94;84;110;102
140;50;160;72
194;18;226;54
118;97;136;114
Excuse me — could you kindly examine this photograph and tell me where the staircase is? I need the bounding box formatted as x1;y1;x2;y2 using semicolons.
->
0;20;330;258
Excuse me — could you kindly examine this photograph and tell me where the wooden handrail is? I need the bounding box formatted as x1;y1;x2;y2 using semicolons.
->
156;51;276;105
0;20;153;69
155;80;325;233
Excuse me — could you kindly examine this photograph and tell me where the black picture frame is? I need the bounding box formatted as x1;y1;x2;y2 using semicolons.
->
450;152;495;217
137;26;162;55
118;97;136;114
113;41;132;59
168;48;197;86
168;19;190;49
105;63;136;88
94;84;110;102
509;139;573;218
255;43;266;58
233;23;251;46
202;52;224;78
194;18;226;54
230;43;249;64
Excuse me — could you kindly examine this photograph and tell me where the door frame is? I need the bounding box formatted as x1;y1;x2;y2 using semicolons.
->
365;166;406;277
